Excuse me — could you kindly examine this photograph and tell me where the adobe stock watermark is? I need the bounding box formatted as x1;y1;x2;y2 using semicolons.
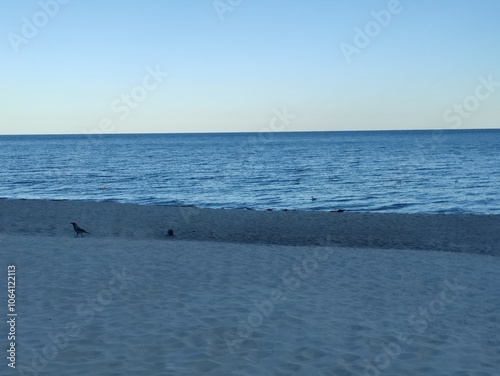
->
223;236;333;354
411;73;499;165
84;65;168;136
7;0;71;54
356;279;466;376
16;268;134;376
213;0;243;21
239;105;296;185
247;106;296;147
340;0;404;63
52;65;168;189
178;206;202;227
443;74;499;127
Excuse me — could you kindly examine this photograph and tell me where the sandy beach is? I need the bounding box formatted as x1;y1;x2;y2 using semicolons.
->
1;199;499;375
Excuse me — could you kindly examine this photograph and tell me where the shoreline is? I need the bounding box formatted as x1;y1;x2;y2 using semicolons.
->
0;196;497;216
0;198;498;255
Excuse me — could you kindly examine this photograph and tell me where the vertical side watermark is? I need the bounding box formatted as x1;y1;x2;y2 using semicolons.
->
6;265;17;370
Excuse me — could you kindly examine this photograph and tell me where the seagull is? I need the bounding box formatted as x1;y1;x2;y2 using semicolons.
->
71;222;90;237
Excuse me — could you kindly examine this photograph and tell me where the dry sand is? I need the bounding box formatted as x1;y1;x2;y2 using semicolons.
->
0;199;499;375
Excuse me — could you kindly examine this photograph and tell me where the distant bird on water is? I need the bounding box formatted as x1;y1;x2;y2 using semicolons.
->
71;222;90;237
311;196;317;201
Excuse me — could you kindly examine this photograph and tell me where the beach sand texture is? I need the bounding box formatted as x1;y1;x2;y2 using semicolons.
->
0;199;499;375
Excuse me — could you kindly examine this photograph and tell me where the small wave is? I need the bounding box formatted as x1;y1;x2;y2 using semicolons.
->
371;203;418;211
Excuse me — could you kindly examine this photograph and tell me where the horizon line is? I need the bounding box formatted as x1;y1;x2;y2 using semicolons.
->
1;127;499;137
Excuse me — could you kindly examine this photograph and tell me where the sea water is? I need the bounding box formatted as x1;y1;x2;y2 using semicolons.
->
0;129;498;214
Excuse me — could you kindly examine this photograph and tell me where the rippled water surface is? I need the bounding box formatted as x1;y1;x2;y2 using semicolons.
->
0;130;498;213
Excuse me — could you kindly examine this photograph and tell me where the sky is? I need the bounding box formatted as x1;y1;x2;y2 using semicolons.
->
1;0;499;135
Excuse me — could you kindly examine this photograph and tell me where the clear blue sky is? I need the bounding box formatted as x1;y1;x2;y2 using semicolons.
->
1;0;499;134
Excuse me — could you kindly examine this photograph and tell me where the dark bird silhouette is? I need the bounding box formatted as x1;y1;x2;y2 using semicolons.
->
167;229;174;236
311;196;317;201
71;222;90;237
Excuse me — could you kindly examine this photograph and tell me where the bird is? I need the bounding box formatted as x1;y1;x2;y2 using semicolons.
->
71;222;90;237
311;196;317;201
167;229;174;236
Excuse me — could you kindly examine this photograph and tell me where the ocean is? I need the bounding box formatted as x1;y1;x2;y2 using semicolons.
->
0;129;498;214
